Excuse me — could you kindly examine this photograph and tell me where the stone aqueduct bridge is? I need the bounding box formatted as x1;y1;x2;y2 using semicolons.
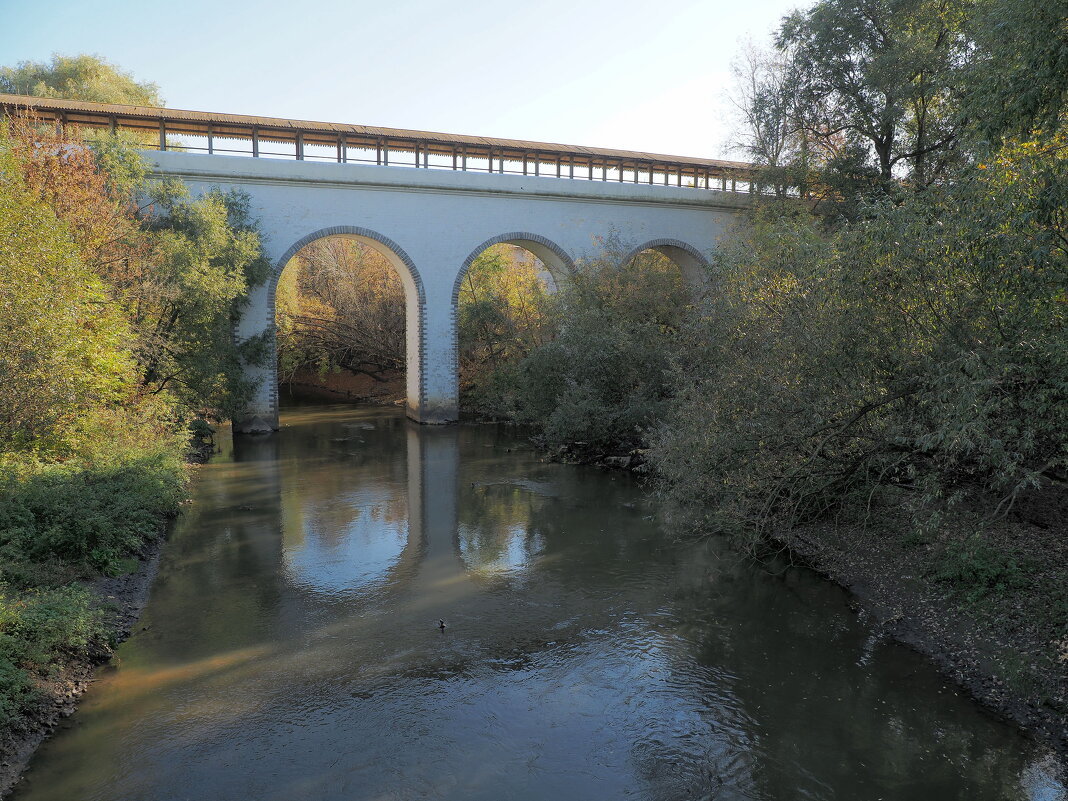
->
1;95;755;429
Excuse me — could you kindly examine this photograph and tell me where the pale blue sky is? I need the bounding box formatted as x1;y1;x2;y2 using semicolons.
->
0;0;803;159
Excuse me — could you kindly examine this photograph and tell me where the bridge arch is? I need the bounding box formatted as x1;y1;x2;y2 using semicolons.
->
448;232;573;413
453;232;575;297
269;225;427;422
622;238;709;287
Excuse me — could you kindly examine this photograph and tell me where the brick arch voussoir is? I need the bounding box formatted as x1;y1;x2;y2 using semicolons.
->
621;238;709;272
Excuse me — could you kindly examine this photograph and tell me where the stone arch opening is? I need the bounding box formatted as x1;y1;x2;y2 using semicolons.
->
269;226;426;422
456;233;575;293
621;238;709;288
451;233;573;413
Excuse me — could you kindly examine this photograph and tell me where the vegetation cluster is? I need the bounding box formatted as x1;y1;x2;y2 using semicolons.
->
0;56;269;729
456;0;1068;711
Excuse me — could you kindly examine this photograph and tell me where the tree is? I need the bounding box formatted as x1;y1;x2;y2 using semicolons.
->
457;245;556;402
965;0;1068;143
770;0;968;194
654;141;1068;541
729;41;821;198
469;248;693;448
0;54;162;106
137;180;270;418
0;127;138;454
3;112;269;421
276;239;406;385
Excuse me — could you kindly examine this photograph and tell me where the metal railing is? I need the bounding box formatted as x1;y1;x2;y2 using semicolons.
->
0;94;756;192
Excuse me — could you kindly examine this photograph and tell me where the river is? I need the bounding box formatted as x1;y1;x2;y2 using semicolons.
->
15;405;1065;800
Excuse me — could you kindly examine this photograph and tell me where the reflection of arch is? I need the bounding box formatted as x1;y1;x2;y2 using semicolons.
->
269;226;428;421
622;238;710;288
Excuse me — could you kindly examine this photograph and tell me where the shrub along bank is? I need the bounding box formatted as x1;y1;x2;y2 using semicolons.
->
459;145;1068;752
0;111;267;743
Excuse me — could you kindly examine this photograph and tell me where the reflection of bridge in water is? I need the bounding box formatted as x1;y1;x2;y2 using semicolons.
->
2;94;755;427
274;421;535;610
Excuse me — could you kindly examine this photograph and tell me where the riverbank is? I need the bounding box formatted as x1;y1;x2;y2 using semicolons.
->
0;525;171;798
553;444;1068;764
0;435;204;799
771;502;1068;762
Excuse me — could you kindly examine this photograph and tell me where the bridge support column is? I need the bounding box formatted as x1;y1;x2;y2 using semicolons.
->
408;296;459;424
233;281;280;434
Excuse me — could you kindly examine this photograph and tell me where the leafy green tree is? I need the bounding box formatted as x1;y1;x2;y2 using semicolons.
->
0;53;162;106
654;143;1068;541
478;250;693;450
3;112;269;421
0;125;138;455
137;179;270;419
965;0;1068;143
753;0;969;202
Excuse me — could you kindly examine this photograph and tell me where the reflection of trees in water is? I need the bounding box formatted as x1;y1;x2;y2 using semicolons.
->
142;435;286;662
457;480;550;571
647;549;1036;799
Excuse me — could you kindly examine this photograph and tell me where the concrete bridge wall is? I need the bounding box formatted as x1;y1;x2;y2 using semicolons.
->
145;151;749;429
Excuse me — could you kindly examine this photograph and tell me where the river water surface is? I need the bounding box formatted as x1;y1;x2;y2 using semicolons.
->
17;406;1066;800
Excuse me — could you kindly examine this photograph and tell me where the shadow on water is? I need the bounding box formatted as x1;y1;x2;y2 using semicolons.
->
13;404;1067;801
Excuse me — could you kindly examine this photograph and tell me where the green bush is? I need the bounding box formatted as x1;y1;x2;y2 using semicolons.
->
0;584;108;725
471;250;695;452
0;657;36;726
0;444;185;581
933;534;1031;602
653;143;1068;541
